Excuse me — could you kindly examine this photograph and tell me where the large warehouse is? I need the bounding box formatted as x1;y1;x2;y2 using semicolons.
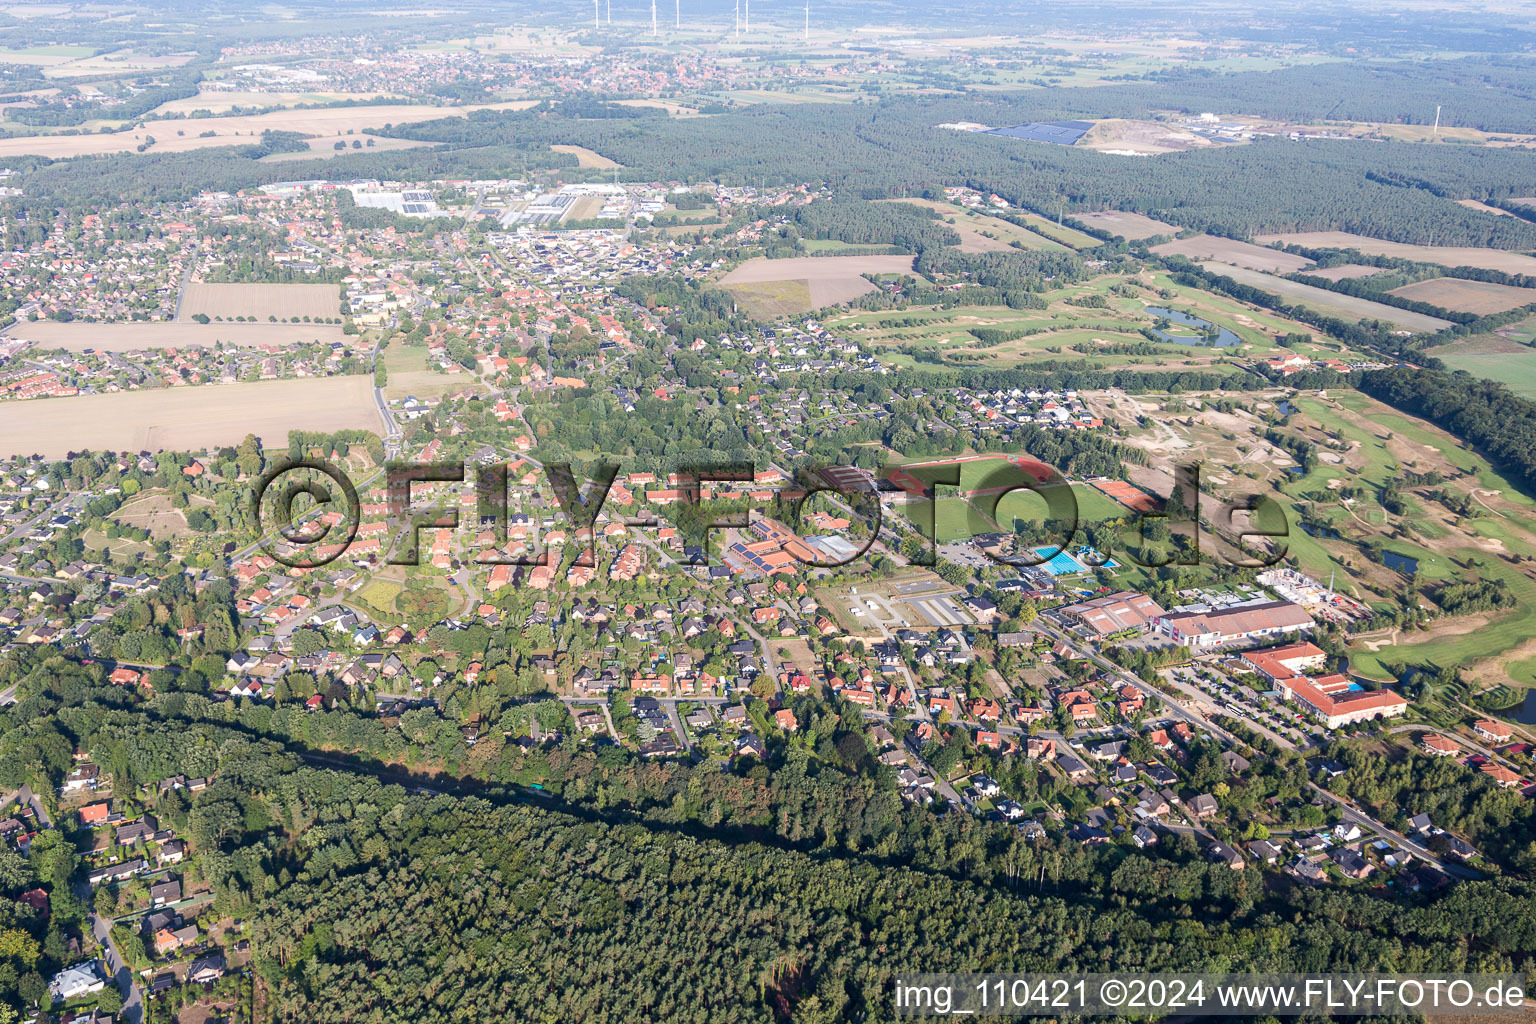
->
1060;591;1166;638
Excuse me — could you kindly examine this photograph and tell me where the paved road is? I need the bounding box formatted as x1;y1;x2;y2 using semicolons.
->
90;911;144;1024
0;785;51;829
1037;621;1462;873
0;682;17;706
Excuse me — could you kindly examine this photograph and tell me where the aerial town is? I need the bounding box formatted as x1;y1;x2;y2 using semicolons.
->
3;0;1536;1021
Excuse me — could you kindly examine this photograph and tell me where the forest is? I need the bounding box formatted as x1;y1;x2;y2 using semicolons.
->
16;59;1536;252
3;661;1536;1022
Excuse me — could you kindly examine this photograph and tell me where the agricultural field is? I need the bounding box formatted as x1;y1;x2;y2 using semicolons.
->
1253;231;1536;275
177;283;343;322
259;134;432;161
1434;332;1536;399
874;199;1069;252
1387;277;1536;315
1152;234;1314;273
147;89;408;116
3;321;348;351
1305;264;1386;282
0;100;537;160
1195;262;1455;332
550;144;622;168
0;376;381;457
1076;210;1180;241
1456;199;1518;218
717;254;916;316
1007;212;1100;249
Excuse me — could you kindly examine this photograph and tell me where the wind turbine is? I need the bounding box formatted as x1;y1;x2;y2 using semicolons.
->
745;0;749;33
804;0;809;41
593;0;599;28
675;0;679;28
650;0;657;35
734;0;739;37
606;0;610;23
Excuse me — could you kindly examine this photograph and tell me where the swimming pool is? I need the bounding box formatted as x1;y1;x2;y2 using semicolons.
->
1033;546;1118;576
1034;547;1086;575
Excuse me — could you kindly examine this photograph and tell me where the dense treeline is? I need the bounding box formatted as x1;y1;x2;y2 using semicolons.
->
1361;367;1536;496
7;76;201;127
792;197;961;252
19;61;1536;249
9;684;1536;1024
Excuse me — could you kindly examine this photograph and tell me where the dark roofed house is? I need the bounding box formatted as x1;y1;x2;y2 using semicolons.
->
186;953;226;985
1331;847;1373;879
149;879;181;907
1208;841;1245;869
1186;793;1218;818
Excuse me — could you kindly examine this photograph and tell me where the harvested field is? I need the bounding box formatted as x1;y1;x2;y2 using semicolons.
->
1387;277;1536;315
1456;199;1517;217
4;321;347;352
178;283;341;322
719;255;916;315
1195;262;1455;332
1076;210;1180;241
148;89;407;116
550;144;621;168
0;377;381;458
0;100;535;160
1152;234;1313;273
1253;231;1536;275
259;134;431;161
1304;264;1385;282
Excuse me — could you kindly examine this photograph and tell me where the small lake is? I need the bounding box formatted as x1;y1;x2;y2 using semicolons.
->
1298;523;1342;539
1145;306;1243;348
1499;691;1536;725
1276;400;1297;416
1381;550;1419;576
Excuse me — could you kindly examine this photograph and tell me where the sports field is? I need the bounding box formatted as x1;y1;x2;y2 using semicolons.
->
830;268;1367;370
0;377;381;457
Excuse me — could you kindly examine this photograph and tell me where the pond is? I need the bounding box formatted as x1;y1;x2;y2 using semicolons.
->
1276;400;1297;417
1144;306;1243;348
1499;690;1536;725
1380;549;1419;576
